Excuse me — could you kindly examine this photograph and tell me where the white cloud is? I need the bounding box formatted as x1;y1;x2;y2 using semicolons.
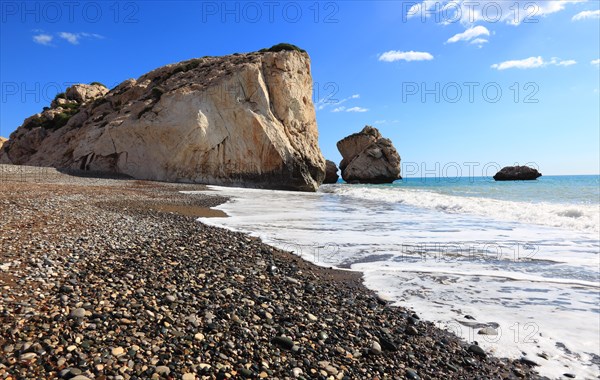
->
591;59;600;67
406;0;585;25
551;58;576;66
491;56;577;70
332;106;346;112
470;38;489;46
59;32;80;45
33;34;53;46
57;32;104;45
492;56;544;70
346;107;369;113
447;26;490;43
316;94;360;111
379;50;434;62
572;10;600;21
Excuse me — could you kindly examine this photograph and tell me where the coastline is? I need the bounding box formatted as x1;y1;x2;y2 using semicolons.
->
0;166;543;379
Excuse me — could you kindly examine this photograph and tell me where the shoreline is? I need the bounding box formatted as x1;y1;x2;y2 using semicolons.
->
0;166;543;379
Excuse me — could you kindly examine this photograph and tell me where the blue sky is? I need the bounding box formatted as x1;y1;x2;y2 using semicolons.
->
1;0;599;175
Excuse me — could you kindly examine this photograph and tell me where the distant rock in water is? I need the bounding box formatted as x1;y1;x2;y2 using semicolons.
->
323;160;339;184
493;166;542;181
0;44;326;192
336;126;401;184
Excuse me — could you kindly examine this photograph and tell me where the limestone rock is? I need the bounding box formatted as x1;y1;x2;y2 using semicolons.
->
493;166;542;181
336;126;401;184
323;160;339;184
66;83;109;103
0;47;326;191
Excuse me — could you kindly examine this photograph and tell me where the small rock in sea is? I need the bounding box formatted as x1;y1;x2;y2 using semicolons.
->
70;308;86;318
271;336;294;350
478;327;498;335
519;357;539;367
468;344;486;358
370;341;382;355
406;369;420;380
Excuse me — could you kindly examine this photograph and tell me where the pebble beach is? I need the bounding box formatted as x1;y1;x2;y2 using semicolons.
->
0;165;544;379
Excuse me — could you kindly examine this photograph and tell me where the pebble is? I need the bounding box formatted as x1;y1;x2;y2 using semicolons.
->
194;332;205;341
271;336;294;350
155;365;171;375
70;308;86;318
182;373;195;380
478;327;498;335
292;367;303;377
370;341;382;355
19;353;37;361
406;326;419;336
519;357;540;367
111;347;125;357
468;344;486;358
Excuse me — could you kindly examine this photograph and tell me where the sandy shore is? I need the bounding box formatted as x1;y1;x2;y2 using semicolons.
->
0;166;543;379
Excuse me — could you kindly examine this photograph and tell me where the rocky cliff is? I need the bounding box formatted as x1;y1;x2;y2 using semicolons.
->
0;46;326;191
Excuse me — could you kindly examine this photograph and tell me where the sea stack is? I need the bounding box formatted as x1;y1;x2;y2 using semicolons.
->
0;44;326;192
336;126;401;184
323;160;339;184
493;166;542;181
